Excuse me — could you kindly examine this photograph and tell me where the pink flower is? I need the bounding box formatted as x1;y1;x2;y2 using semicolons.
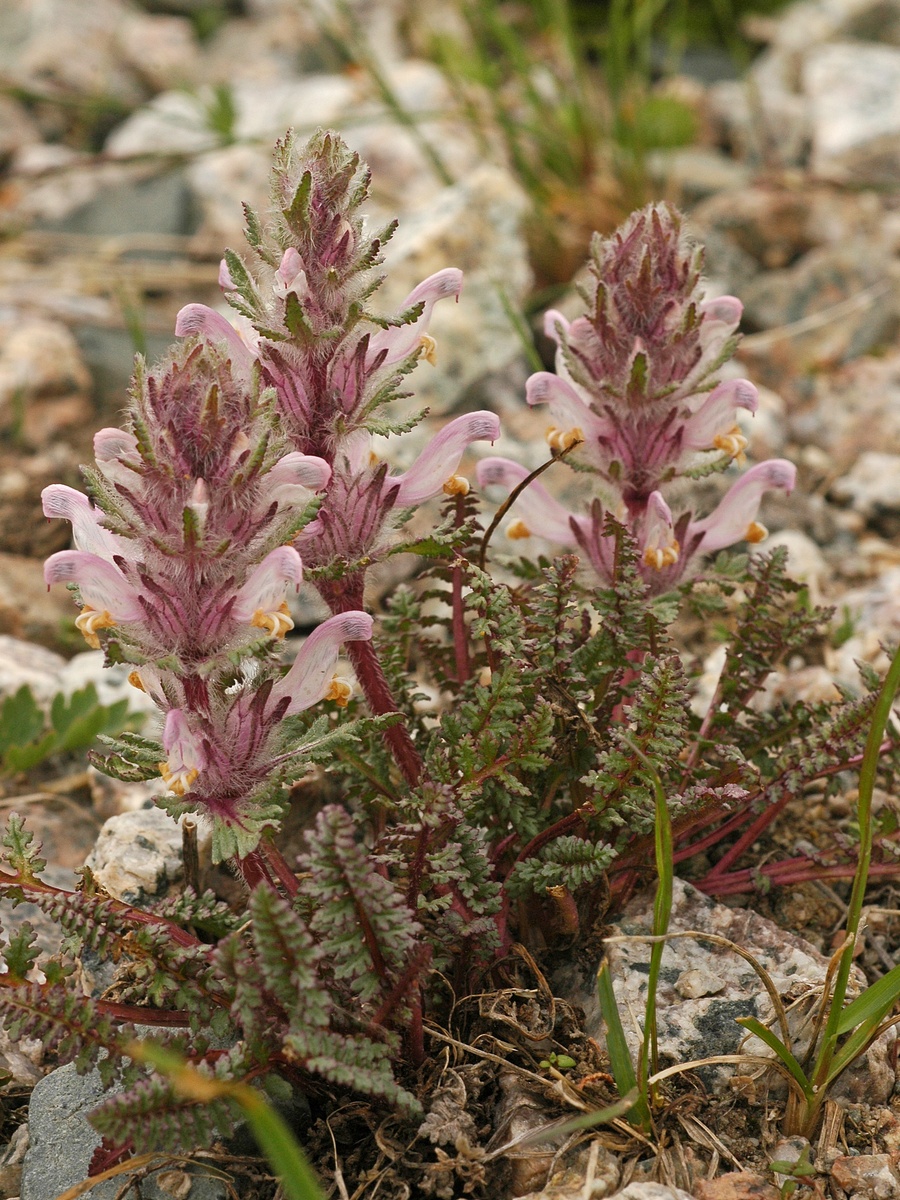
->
366;269;463;370
273;611;374;715
390;412;500;506
477;455;797;590
690;460;797;553
160;709;208;796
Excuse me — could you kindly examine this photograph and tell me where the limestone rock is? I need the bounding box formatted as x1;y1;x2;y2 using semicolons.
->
84;809;183;905
830;1152;900;1198
805;42;900;185
831;452;900;522
0;319;92;447
561;879;897;1103
0;636;66;705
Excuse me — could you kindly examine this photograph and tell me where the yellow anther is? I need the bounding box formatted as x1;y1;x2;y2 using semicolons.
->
419;334;438;366
128;670;145;692
75;606;116;649
745;521;768;544
714;426;749;461
158;762;199;797
442;474;470;497
642;540;681;570
546;426;583;453
325;677;353;707
368;450;380;467
506;518;531;540
250;602;294;638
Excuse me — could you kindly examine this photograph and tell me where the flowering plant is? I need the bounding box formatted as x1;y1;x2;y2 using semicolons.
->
1;133;896;1195
478;204;796;592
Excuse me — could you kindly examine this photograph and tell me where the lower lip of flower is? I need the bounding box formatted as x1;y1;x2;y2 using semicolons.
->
158;762;199;796
75;606;116;649
250;603;295;638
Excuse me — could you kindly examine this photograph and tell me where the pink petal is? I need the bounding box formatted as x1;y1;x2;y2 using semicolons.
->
543;309;570;344
701;296;743;326
41;485;125;560
274;248;308;299
94;427;139;463
525;371;614;455
640;491;679;569
690;460;797;554
231;547;304;622
476;457;581;545
391;412;500;507
93;427;143;490
175;304;255;368
367;268;463;368
161;709;207;794
218;259;235;290
43;551;144;621
681;379;758;451
267;453;331;494
274;612;374;715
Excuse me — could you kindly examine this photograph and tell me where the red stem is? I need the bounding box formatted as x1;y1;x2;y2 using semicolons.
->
0;871;200;948
235;849;276;891
700;857;900;897
261;840;299;898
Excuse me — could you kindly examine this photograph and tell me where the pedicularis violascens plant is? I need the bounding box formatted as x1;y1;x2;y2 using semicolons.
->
478;203;796;592
1;132;897;1177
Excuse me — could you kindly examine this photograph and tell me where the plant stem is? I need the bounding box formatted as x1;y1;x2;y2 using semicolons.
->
320;576;423;787
808;640;900;1111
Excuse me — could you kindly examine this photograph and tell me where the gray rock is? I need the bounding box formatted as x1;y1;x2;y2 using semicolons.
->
185;143;271;252
107;75;357;160
84;809;183;905
0;318;93;447
21;1063;227;1200
0;636;66;705
562;879;897;1102
831;452;900;519
57;651;158;717
40;168;197;241
805;42;900;185
646;147;752;204
105;90;222;158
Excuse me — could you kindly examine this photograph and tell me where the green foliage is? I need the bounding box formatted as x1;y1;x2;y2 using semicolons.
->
0;684;136;775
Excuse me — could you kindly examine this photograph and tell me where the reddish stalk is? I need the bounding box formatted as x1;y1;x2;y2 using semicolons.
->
700;857;900;897
452;554;471;686
321;577;423;787
261;839;300;898
0;870;200;949
235;849;276;892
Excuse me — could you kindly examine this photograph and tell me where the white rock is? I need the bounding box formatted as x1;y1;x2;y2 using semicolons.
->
0;321;91;429
754;529;827;604
186;143;271;250
56;652;158;716
116;12;200;93
831;451;900;516
84;809;183;904
675;968;726;999
804;42;900;185
0;636;66;705
231;75;357;141
106;90;221;158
